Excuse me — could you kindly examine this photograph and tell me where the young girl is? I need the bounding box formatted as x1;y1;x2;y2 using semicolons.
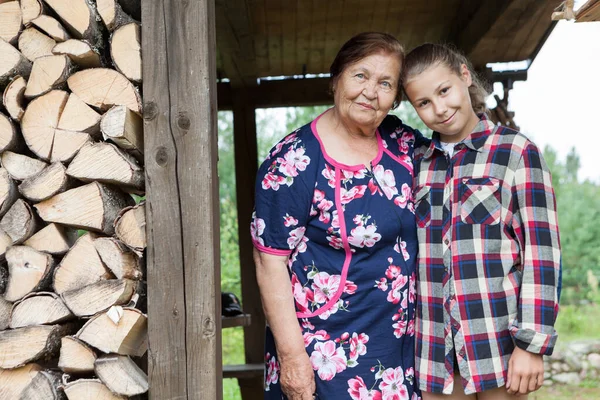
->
401;43;561;399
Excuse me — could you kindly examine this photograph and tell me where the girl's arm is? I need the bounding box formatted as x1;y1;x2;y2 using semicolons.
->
254;248;315;399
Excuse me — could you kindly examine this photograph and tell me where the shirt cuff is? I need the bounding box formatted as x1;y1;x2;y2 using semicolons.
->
510;325;558;356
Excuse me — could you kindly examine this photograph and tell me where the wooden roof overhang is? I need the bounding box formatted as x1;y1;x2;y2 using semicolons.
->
216;0;562;109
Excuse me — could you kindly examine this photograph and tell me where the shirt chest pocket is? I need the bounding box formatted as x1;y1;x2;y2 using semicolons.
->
414;184;431;228
459;177;502;225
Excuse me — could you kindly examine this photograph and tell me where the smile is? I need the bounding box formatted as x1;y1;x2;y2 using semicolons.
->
357;102;375;110
441;111;457;124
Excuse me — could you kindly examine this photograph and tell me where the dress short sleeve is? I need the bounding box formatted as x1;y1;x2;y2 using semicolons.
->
251;129;315;256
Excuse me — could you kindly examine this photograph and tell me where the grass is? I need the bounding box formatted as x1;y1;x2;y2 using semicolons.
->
554;303;600;343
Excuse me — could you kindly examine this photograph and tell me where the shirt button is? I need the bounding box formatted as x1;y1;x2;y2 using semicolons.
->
459;348;466;357
477;186;482;191
444;238;450;245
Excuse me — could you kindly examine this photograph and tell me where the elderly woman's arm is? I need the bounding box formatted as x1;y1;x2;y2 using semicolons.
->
254;248;315;399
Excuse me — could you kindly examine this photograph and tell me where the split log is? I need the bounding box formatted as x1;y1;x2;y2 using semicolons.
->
19;162;74;202
0;39;31;86
76;306;147;357
0;228;11;260
21;89;69;160
111;22;141;83
0;1;22;45
0;199;40;245
19;370;65;400
21;0;43;26
101;105;144;160
67;142;144;190
61;279;135;317
2;75;27;121
24;223;76;255
1;151;47;181
25;54;71;99
114;202;146;254
52;233;112;295
94;237;142;280
31;15;70;42
0;323;77;368
58;336;96;374
4;245;54;302
97;0;136;31
64;379;126;400
0;112;20;153
57;92;101;135
51;129;92;163
95;354;149;396
52;39;101;69
0;296;10;329
18;27;56;62
0;363;42;399
43;0;102;45
0;167;19;217
34;182;135;235
68;68;142;113
10;292;73;328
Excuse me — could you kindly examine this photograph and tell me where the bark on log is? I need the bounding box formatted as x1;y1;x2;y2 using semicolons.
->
2;75;27;121
0;39;31;86
24;223;77;256
114;202;146;254
20;0;43;26
95;354;149;396
34;182;135;234
52;233;112;295
62;279;135;317
118;0;141;21
0;199;40;245
0;363;42;399
94;237;142;280
0;1;22;45
51;129;92;163
58;336;96;374
0;295;11;329
0;323;77;368
19;162;74;202
0;112;20;153
1;151;47;181
18;27;56;62
0;166;19;218
52;39;101;69
19;370;66;400
67;68;142;113
43;0;102;46
100;105;143;160
67;142;144;190
97;0;135;31
76;306;147;357
57;92;101;135
111;22;141;83
24;54;71;99
31;15;70;42
64;379;126;400
21;89;69;161
10;291;73;328
4;245;54;302
0;228;11;261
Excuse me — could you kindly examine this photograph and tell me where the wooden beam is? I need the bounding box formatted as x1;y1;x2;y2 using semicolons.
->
452;0;515;56
142;0;222;399
215;0;257;87
218;77;333;110
232;90;264;399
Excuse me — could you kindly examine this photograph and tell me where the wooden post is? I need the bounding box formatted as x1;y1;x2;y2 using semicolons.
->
142;1;222;399
233;89;265;398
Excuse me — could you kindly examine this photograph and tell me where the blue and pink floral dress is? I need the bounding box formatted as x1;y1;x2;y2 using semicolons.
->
251;110;422;400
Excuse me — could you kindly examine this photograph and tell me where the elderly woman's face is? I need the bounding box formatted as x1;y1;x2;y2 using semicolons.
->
333;52;400;132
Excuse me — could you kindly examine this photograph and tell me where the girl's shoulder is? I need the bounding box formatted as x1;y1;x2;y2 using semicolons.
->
491;125;543;156
378;114;431;154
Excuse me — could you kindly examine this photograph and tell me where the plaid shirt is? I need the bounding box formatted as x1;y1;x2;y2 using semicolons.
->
413;115;561;395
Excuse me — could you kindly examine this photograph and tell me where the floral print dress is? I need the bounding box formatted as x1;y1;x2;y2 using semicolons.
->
252;111;422;400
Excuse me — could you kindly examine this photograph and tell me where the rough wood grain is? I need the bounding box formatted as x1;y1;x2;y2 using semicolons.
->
4;245;53;302
57;92;101;135
18;370;65;400
0;295;11;330
0;1;22;45
25;54;71;98
0;39;31;86
10;291;73;328
111;22;142;83
18;27;56;62
101;105;144;160
58;336;97;374
21;0;43;26
0;199;40;245
64;379;126;400
95;354;149;396
31;15;70;42
1;151;47;181
2;75;27;121
94;237;142;280
114;202;146;254
97;0;135;31
19;161;74;202
24;223;76;255
51;129;92;163
0;112;20;153
43;0;102;45
52;39;102;68
61;279;135;317
0;363;42;399
0;166;19;218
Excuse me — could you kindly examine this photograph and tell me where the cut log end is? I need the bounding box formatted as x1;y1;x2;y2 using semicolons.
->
95;354;148;396
24;54;71;99
58;336;96;374
115;202;146;253
4;245;53;302
111;23;141;83
10;291;73;328
0;199;40;245
3;75;27;121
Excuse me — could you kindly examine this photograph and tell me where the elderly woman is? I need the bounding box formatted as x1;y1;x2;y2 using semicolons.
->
251;32;422;400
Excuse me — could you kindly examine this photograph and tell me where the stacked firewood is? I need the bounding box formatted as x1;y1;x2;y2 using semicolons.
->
0;1;148;399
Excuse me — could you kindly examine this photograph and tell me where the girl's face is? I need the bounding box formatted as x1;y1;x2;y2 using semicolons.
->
403;63;480;143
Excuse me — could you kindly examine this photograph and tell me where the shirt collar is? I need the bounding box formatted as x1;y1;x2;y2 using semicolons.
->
422;114;496;159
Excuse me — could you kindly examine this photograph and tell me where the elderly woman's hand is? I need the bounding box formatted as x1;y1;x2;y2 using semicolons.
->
279;352;316;399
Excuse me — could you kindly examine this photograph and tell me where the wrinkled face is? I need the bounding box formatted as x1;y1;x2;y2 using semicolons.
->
403;63;479;143
333;52;401;133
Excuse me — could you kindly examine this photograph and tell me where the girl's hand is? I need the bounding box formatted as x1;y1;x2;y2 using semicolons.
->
506;346;544;395
279;352;316;399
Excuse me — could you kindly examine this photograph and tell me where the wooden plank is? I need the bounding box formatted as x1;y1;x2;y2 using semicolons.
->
280;0;297;76
252;0;269;78
232;90;264;399
323;0;344;75
223;363;264;379
307;0;326;74
142;0;222;399
294;0;311;76
265;0;282;76
221;314;252;329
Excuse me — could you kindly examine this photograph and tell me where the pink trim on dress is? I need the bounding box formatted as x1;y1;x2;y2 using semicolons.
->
383;147;414;177
296;167;353;319
252;240;293;256
310;109;383;172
